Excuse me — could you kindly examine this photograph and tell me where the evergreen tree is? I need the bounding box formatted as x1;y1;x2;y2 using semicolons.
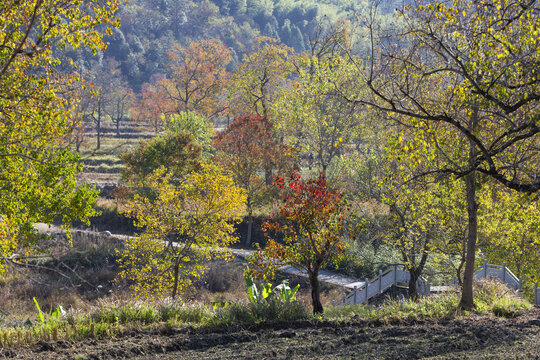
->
280;20;292;44
263;22;280;40
289;24;305;52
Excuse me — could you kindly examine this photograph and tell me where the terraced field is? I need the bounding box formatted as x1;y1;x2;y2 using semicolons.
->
77;122;152;184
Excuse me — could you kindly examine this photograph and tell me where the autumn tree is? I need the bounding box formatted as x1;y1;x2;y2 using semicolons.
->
104;59;135;137
304;20;351;65
479;185;540;294
249;172;347;313
354;0;540;308
163;39;231;118
61;79;91;153
132;75;176;134
118;164;246;299
81;58;134;147
378;137;469;298
83;60;113;149
214;114;294;246
273;54;363;175
228;37;293;117
0;0;119;271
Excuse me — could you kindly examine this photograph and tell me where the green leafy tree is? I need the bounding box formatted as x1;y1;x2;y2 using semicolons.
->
118;164;246;299
0;0;119;272
121;131;202;182
357;0;540;308
162;111;215;155
273;54;363;175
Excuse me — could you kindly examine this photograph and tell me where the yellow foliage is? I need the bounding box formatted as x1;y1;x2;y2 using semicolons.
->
0;0;117;270
117;164;246;299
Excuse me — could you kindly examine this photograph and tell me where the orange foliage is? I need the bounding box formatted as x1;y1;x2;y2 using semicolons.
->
165;39;231;118
131;75;176;133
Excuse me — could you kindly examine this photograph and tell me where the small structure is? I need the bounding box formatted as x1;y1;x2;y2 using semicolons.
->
468;260;522;291
333;264;430;306
334;261;528;307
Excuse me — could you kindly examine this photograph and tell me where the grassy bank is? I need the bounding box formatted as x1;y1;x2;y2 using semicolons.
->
0;279;532;349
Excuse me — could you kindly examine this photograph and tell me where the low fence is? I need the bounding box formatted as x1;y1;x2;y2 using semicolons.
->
333;264;430;306
472;260;522;291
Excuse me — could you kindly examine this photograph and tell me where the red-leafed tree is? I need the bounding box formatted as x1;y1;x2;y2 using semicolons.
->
132;75;175;133
248;172;347;314
214;114;294;246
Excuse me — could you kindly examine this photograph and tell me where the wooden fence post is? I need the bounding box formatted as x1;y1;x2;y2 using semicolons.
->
535;283;538;306
353;286;357;304
502;262;506;282
393;264;398;285
378;269;383;294
365;278;369;304
483;259;488;278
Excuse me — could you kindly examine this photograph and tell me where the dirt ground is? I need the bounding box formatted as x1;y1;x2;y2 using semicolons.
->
2;308;539;360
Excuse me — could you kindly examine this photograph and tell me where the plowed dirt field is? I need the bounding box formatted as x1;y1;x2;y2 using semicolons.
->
2;309;539;360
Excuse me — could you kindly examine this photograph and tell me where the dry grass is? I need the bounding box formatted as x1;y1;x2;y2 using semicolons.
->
0;228;343;330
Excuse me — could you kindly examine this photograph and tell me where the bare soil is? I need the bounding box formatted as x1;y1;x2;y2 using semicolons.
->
2;309;539;360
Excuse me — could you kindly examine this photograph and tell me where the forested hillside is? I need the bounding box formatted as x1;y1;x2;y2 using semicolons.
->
66;0;405;90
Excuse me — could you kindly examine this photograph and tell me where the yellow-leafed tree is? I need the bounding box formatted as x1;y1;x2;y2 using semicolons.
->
118;164;247;299
0;0;120;272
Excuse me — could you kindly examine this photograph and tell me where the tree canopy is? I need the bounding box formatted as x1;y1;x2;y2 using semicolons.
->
0;0;120;272
118;164;246;299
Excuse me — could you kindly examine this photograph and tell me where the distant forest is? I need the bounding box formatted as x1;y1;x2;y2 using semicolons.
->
62;0;407;91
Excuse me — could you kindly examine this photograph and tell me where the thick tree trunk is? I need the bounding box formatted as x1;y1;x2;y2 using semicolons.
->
408;269;420;300
460;171;477;309
309;269;323;314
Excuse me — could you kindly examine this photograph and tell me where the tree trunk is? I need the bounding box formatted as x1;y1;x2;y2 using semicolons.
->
116;118;120;137
96;116;101;150
460;106;479;309
172;258;180;299
265;166;273;185
309;268;323;314
408;268;420;300
245;213;253;247
96;101;102;150
460;171;477;309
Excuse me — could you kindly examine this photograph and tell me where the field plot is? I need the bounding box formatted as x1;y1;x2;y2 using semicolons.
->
77;122;153;185
3;309;539;360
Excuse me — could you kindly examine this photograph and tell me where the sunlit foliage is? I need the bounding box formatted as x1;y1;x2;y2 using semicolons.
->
117;164;247;299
